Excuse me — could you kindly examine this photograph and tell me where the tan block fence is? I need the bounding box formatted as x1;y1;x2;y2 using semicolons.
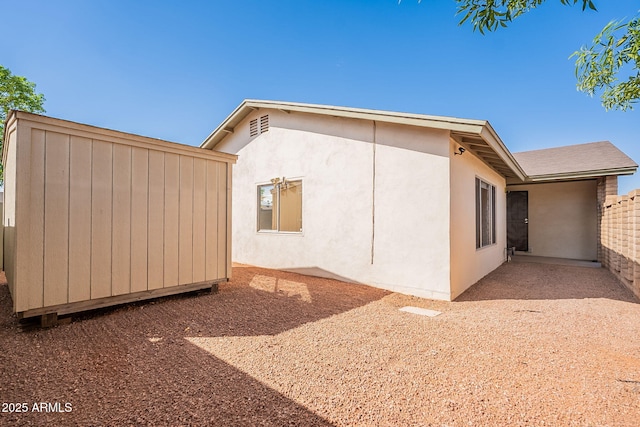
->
599;176;640;299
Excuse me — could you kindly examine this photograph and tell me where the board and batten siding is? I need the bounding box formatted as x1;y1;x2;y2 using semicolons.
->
1;111;236;317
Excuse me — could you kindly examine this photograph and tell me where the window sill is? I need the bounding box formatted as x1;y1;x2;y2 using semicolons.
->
257;230;303;235
476;242;497;251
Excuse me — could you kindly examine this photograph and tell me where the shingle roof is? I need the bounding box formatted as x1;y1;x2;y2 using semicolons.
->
513;141;637;180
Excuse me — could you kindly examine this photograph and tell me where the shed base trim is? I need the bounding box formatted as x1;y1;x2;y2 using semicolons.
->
16;279;226;320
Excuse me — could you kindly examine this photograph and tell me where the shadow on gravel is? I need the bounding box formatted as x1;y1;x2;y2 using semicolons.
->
0;285;334;425
456;262;638;303
209;264;390;337
0;266;388;425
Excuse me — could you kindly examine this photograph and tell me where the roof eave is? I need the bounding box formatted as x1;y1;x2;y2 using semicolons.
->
201;100;528;180
201;100;254;150
526;167;638;182
200;99;489;150
478;125;527;181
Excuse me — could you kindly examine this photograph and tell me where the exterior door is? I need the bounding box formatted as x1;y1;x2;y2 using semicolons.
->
507;191;528;251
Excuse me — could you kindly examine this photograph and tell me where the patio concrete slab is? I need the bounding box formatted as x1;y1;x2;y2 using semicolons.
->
511;254;602;268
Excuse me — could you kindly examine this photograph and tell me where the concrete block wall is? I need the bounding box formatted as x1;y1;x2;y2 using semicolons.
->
597;176;617;263
600;187;640;300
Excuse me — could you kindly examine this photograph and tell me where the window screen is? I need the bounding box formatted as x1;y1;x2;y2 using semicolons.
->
476;178;496;248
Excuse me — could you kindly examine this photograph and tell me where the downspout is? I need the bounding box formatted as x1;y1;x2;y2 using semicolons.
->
371;121;376;265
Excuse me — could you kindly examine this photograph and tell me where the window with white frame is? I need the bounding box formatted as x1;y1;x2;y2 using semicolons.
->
475;177;496;248
257;178;302;232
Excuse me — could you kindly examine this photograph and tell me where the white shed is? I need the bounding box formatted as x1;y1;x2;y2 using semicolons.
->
2;111;236;323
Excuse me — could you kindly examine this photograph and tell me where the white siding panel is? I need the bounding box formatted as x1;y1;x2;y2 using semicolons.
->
131;147;149;292
192;158;207;283
147;150;165;290
43;131;70;307
25;129;46;310
179;156;194;285
164;153;180;288
91;140;113;299
68;136;92;303
112;144;132;295
205;161;219;281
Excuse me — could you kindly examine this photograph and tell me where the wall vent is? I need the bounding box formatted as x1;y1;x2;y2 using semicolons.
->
249;115;269;138
260;115;269;133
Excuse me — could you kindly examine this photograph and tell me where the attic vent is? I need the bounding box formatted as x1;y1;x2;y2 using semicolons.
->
249;115;269;138
260;115;269;133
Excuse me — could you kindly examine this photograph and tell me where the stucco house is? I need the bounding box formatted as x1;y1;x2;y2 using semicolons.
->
201;100;637;301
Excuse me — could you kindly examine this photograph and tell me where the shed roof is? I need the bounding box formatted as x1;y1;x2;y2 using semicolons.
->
200;99;527;180
2;110;237;167
513;141;637;181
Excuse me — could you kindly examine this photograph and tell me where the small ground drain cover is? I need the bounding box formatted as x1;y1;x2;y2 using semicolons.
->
399;306;442;317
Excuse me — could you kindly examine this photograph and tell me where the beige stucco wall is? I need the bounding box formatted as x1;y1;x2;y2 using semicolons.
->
217;109;453;300
2;112;235;315
449;139;507;300
505;180;597;260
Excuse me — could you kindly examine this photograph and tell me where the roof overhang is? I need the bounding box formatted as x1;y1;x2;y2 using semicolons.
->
449;125;527;180
524;167;637;182
201;99;527;180
2;110;238;167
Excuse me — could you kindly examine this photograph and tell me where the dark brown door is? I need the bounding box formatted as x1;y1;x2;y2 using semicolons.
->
507;191;528;251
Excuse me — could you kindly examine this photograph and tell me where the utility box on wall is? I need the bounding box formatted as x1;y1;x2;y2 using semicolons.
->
2;111;236;321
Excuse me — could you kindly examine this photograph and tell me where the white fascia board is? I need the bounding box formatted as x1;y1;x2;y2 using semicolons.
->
526;167;638;182
244;99;487;133
201;99;489;150
200;101;252;150
479;124;527;180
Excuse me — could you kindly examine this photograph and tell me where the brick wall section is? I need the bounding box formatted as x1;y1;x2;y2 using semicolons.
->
600;184;640;300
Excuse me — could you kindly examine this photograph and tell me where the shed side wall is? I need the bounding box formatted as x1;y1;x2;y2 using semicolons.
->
6;116;232;314
3;124;18;308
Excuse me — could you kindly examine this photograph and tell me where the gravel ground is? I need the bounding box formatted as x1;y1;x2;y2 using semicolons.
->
1;262;639;426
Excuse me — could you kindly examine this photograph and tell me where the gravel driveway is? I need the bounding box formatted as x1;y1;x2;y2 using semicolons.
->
1;262;639;426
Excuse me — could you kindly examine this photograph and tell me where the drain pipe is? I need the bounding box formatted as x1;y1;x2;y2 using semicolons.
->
371;121;377;265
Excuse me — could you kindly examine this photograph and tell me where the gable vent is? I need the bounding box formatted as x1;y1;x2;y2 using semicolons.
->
260;115;269;133
249;119;258;137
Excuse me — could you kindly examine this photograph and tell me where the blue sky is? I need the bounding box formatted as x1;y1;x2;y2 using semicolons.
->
3;0;640;192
